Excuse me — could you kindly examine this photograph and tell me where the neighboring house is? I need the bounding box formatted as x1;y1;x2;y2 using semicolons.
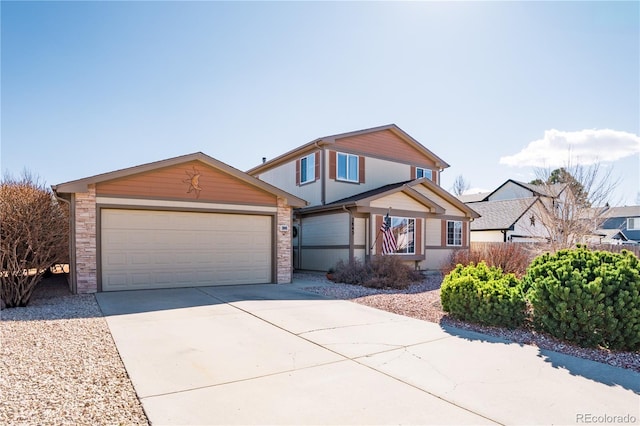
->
53;152;306;294
461;179;566;243
465;197;550;242
462;179;639;246
248;124;479;271
481;179;567;202
592;205;640;244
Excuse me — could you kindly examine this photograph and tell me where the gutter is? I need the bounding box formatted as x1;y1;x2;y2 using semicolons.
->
51;188;77;295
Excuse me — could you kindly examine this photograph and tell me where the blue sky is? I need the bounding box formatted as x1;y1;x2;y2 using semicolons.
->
2;1;639;205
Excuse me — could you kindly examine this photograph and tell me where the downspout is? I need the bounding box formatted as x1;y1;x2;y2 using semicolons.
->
298;214;303;270
342;205;354;263
52;189;76;294
315;141;326;205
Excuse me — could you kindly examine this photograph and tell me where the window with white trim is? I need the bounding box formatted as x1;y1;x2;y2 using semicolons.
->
391;217;415;254
337;152;359;182
447;220;462;246
628;218;640;230
416;167;432;181
300;154;315;184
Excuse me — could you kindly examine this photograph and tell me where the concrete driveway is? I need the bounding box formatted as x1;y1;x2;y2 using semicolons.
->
96;282;640;425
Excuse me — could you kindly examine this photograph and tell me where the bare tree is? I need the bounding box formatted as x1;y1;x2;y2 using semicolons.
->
529;161;620;250
1;171;69;308
451;175;470;196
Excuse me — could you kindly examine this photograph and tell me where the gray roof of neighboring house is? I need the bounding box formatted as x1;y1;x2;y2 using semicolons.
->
468;197;539;231
582;205;640;220
513;181;566;197
594;228;629;241
602;205;640;218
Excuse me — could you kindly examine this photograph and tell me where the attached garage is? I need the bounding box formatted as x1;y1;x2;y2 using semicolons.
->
53;152;306;294
101;209;272;291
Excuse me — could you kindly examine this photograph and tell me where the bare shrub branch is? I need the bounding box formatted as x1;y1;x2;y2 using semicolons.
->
530;160;621;250
1;171;69;307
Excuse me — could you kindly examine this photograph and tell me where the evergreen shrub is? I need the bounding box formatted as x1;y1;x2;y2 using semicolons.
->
523;246;640;350
440;262;526;328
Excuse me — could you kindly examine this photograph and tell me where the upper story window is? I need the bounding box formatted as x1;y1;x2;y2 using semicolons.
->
300;154;315;184
628;218;640;230
337;152;359;182
447;220;462;246
416;167;432;181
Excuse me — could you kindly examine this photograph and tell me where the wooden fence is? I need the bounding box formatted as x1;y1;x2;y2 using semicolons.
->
470;241;640;259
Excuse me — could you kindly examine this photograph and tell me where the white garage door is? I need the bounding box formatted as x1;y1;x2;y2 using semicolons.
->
101;209;272;291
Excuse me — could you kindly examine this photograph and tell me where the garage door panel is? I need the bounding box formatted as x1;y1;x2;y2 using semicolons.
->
101;209;272;291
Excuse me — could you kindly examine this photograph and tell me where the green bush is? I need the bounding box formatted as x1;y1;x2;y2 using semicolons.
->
523;247;640;351
333;256;422;290
441;262;526;328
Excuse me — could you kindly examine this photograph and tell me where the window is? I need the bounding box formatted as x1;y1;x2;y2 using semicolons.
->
390;217;415;254
300;154;315;184
337;152;359;182
416;167;432;181
447;220;462;246
628;218;640;230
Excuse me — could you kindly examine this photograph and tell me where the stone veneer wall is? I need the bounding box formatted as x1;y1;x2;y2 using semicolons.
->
72;190;292;290
276;197;293;283
74;185;97;293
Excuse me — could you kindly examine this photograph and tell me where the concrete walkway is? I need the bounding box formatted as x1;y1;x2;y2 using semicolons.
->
96;281;640;425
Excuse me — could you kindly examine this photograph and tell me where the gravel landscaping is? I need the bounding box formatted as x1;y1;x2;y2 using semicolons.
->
0;274;148;425
1;271;637;424
295;272;640;373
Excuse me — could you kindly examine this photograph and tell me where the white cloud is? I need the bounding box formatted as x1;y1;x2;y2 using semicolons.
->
499;129;640;168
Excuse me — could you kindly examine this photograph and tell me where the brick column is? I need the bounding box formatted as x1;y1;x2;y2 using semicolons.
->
75;185;97;293
276;197;293;284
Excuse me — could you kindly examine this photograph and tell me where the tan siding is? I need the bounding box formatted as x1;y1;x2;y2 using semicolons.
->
354;217;366;246
301;213;349;246
370;192;427;211
419;249;454;270
332;129;438;167
300;248;349;271
412;185;466;216
96;161;277;206
425;219;442;246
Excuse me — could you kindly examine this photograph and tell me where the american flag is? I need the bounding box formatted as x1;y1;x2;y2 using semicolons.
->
380;214;397;255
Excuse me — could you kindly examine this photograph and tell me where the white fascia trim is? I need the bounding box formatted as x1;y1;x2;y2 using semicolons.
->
96;197;278;213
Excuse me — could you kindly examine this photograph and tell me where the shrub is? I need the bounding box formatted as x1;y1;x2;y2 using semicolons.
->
444;243;535;278
523;246;640;351
333;256;422;290
0;172;69;308
441;262;526;328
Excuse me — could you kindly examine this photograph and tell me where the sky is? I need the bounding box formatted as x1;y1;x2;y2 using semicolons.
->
2;1;639;205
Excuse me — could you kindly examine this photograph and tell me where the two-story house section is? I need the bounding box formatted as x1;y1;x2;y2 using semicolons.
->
248;124;479;271
597;205;640;244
